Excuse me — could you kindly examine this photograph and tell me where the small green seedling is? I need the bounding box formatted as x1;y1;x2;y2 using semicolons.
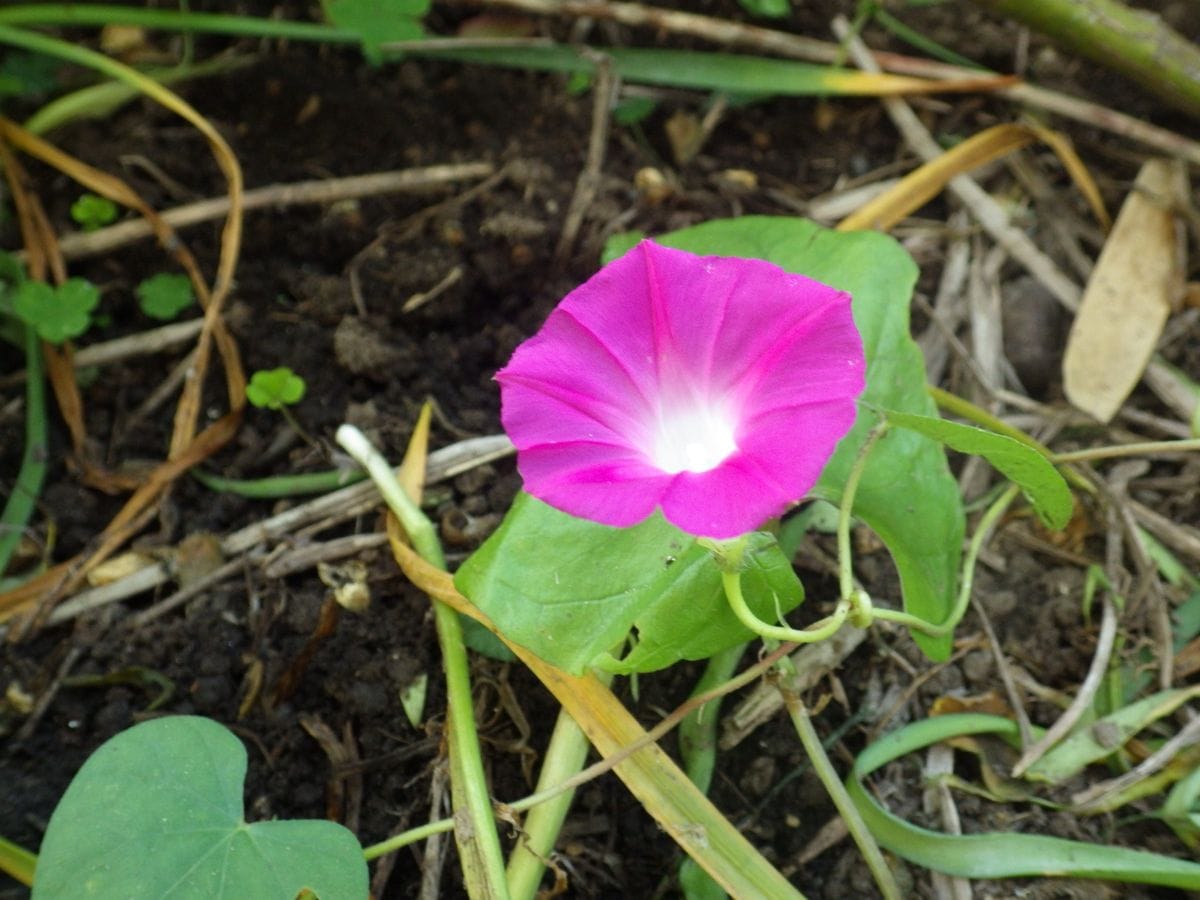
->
136;272;195;320
31;716;368;899
11;278;99;343
246;366;307;410
246;366;325;454
69;193;118;232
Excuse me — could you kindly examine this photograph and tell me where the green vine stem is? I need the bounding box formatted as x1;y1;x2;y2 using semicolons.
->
0;326;47;584
506;671;614;900
869;482;1020;637
1053;438;1200;464
837;420;888;602
336;425;510;899
722;564;851;644
966;0;1200;117
780;686;901;900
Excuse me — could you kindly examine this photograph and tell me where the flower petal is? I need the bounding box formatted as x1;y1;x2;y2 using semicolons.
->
634;243;855;396
516;441;672;528
498;310;658;447
658;460;788;538
498;239;867;538
734;293;866;418
736;400;861;498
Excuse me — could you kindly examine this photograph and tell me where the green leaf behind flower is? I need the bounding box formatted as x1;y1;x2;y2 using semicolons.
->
647;217;964;660
455;493;802;675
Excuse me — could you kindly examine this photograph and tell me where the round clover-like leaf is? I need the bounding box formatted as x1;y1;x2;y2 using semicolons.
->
32;716;368;900
136;272;195;320
246;367;307;410
69;193;118;231
12;278;99;344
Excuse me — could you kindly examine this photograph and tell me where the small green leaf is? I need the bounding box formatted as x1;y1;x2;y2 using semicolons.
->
399;673;428;727
736;0;791;17
606;531;802;674
246;367;307;409
323;0;428;63
136;272;195;320
1025;685;1200;784
12;278;99;343
455;493;803;675
69;193;118;231
882;409;1074;530
32;716;368;900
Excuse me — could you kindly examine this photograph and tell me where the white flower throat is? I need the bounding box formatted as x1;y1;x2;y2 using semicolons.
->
650;402;738;474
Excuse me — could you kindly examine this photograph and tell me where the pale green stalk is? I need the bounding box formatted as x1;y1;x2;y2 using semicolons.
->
677;643;746;897
506;672;613;900
336;425;509;899
837;422;888;604
781;690;900;900
0;5;353;42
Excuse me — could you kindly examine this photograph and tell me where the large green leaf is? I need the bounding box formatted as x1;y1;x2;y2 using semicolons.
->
33;716;368;900
455;493;802;675
654;217;964;659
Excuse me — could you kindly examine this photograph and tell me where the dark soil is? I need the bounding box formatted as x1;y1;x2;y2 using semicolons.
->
2;2;1200;898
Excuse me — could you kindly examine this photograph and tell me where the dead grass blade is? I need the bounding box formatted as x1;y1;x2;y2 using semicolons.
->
0;72;246;631
837;122;1108;233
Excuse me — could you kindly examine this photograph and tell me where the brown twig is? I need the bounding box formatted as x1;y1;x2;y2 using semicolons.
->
555;51;618;265
48;163;495;262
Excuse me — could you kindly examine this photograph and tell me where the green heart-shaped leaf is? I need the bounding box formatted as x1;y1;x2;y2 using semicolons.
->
32;716;367;900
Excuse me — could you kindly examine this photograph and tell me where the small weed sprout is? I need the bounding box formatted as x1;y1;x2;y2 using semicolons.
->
69;194;118;232
11;278;100;343
245;366;321;452
136;273;195;320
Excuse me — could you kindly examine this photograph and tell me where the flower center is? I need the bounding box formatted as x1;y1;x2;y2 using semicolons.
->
651;403;738;474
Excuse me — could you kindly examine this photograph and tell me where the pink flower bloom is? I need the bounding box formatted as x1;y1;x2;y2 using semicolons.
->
497;240;865;538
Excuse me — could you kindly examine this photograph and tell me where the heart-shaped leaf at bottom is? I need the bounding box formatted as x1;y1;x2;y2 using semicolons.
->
32;716;368;900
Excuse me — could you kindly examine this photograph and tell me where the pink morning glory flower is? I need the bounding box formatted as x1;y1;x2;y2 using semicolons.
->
496;240;866;539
